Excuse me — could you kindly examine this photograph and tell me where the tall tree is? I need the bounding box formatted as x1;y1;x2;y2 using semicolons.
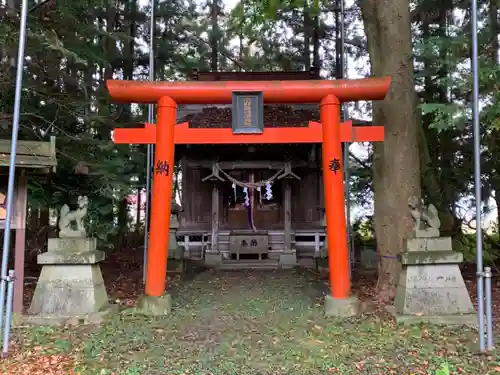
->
211;0;219;70
360;0;421;299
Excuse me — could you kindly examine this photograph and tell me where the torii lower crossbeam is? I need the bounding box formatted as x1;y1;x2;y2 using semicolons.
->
113;121;384;145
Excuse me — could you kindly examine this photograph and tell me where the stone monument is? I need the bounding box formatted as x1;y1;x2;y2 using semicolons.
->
316;209;329;275
27;196;115;325
167;202;185;272
392;196;476;326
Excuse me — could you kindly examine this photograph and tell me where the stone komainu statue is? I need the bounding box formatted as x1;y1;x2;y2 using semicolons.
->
408;196;440;237
58;196;89;238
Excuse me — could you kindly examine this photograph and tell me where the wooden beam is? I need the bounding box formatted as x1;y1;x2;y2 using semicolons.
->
188;160;308;170
284;181;292;251
201;163;225;182
113;121;384;145
0;137;57;169
0;140;51;156
211;184;219;253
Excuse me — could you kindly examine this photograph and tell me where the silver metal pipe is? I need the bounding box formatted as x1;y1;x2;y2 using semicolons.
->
484;267;494;351
143;0;156;283
0;0;29;336
471;0;485;352
2;271;15;355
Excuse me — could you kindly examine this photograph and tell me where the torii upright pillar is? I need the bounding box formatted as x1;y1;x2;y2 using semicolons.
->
137;96;177;315
321;95;358;315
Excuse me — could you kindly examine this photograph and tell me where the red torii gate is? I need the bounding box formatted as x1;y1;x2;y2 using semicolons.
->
107;77;391;315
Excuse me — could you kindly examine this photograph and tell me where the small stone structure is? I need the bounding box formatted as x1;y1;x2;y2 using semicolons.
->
167;204;185;272
360;247;377;270
27;197;115;325
316;210;329;274
392;196;476;326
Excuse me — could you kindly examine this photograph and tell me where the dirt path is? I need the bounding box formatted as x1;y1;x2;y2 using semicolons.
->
3;268;499;375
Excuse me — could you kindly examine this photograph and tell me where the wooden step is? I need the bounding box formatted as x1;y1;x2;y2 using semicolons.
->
218;259;279;270
297;258;315;268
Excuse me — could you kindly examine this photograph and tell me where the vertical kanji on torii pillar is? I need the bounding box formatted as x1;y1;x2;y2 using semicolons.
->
146;96;177;298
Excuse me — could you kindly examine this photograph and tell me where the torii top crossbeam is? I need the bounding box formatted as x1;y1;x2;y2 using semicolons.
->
106;77;391;104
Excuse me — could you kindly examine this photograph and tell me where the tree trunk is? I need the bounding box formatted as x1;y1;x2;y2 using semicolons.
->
117;198;129;249
38;208;50;252
303;1;311;69
211;0;218;71
360;0;421;300
312;14;320;70
334;0;342;79
136;187;142;234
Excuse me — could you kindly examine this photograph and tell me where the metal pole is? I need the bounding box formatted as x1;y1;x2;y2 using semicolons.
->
338;0;353;274
484;267;494;351
0;0;28;337
143;0;155;283
470;0;485;352
2;271;15;356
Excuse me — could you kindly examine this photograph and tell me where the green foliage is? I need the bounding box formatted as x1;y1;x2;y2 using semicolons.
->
420;103;467;132
458;231;500;264
352;216;376;249
232;0;323;20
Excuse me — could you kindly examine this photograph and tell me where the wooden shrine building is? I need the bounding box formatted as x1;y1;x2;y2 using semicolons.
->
0;137;57;313
176;69;336;266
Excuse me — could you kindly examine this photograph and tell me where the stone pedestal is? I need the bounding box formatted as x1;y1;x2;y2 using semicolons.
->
167;214;185;273
279;252;297;268
136;294;172;316
26;238;115;326
316;231;329;276
360;247;377;270
392;236;476;326
205;252;223;266
325;295;360;317
168;231;183;259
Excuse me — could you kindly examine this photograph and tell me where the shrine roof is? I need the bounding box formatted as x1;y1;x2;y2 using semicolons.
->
176;104;373;128
0;137;57;173
178;104;320;128
191;68;320;81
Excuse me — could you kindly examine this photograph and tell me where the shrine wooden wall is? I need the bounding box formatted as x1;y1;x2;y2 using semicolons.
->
179;163;212;230
179;159;323;231
291;170;322;228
